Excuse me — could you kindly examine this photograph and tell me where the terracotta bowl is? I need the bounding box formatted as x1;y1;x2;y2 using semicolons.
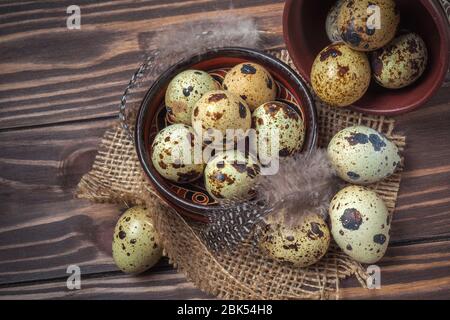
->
283;0;449;115
135;47;318;222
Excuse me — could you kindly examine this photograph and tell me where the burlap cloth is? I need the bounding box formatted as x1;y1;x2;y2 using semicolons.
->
76;50;406;300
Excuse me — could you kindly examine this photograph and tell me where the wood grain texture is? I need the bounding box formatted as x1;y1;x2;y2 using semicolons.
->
0;104;449;288
1;240;449;300
0;269;214;300
0;0;285;130
0;0;449;299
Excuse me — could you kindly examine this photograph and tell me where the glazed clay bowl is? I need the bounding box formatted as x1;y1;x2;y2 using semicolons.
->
135;47;318;222
283;0;449;115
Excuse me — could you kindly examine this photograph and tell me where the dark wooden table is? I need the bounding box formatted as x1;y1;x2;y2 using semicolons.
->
0;0;449;300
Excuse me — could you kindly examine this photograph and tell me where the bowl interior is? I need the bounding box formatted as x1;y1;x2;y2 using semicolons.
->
284;0;449;115
136;48;317;219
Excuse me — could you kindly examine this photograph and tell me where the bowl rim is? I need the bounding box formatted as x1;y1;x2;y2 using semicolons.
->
135;47;318;217
282;0;450;116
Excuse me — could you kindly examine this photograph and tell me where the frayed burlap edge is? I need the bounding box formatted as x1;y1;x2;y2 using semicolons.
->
76;49;406;300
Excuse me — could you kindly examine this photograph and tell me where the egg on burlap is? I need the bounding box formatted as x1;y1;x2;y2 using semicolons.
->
260;212;330;267
327;125;401;184
329;186;391;264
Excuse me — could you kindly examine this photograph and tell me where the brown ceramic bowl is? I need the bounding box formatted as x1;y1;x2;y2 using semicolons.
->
135;47;318;222
283;0;449;115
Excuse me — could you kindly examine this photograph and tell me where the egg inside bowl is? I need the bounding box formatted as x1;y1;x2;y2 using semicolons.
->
283;0;449;115
135;48;318;222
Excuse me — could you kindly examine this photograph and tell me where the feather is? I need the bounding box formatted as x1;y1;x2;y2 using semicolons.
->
201;149;341;252
200;199;270;252
123;14;339;252
120;14;262;141
140;15;261;81
258;149;340;226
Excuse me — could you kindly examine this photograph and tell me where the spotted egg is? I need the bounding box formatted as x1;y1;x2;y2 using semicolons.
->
112;206;163;274
252;101;305;162
327;125;401;184
371;33;428;89
338;0;400;51
311;43;371;107
165;70;219;125
223;62;277;111
260;212;330;267
329;186;390;264
326;0;345;43
204;150;260;200
151;124;204;184
192;90;251;146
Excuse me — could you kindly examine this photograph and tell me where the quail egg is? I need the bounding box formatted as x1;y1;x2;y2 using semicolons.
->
338;0;400;51
252;101;305;163
223;62;277;111
371;33;428;89
326;0;345;43
192;90;251;145
329;186;390;264
204;150;260;200
165;70;219;125
327;125;401;184
311;43;371;107
112;206;163;274
151;124;204;184
260;212;330;267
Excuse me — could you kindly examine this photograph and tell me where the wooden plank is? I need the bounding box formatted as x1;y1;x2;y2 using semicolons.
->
0;0;449;300
392;91;450;243
0;0;285;130
339;240;450;300
0;268;213;300
1;240;449;300
0;100;450;285
0;119;122;284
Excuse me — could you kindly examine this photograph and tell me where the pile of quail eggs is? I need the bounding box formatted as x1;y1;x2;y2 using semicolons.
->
111;1;413;274
312;0;428;107
151;62;306;201
327;125;400;264
111;63;307;275
258;125;401;267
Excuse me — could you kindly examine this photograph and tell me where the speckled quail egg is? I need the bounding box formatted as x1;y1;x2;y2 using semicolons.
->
371;33;428;89
326;0;345;43
112;206;163;274
327;125;401;184
329;186;390;264
260;212;330;267
151;124;204;184
204;150;260;200
192;90;251;145
252;101;305;162
311;43;371;107
223;62;277;111
338;0;400;51
165;70;219;125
